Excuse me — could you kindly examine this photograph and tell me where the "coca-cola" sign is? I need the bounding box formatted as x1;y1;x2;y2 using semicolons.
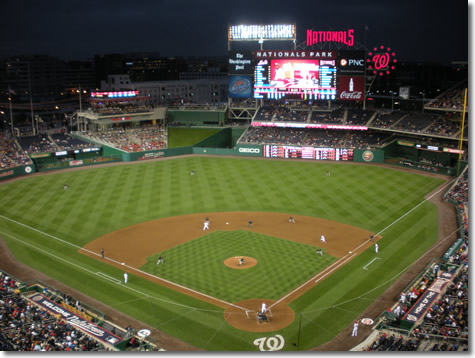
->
339;91;363;100
338;76;364;101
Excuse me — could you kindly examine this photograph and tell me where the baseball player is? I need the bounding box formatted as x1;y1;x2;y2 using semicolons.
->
101;248;104;259
289;216;296;223
326;171;331;176
375;243;379;254
248;219;253;228
351;320;359;336
320;235;327;244
261;302;267;313
156;256;164;265
315;248;323;256
190;170;195;176
64;184;68;191
123;272;128;284
239;257;245;266
203;218;210;231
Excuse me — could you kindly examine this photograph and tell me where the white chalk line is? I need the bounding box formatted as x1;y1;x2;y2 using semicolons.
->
301;224;463;314
0;215;244;313
271;179;457;309
95;272;121;284
362;257;381;271
0;229;224;313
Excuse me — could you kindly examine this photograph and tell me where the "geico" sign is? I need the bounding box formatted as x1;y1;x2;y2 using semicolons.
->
239;147;260;153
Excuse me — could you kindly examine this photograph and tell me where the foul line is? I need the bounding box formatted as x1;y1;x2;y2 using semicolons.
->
362;257;381;271
373;178;456;238
0;214;248;312
271;179;458;309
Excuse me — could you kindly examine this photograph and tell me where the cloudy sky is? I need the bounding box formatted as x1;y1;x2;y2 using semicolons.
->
1;0;468;63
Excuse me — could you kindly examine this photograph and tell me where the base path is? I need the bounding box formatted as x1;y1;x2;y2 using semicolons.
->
81;211;377;332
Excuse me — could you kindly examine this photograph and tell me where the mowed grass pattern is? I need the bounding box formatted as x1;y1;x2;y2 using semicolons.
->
141;230;336;302
0;156;446;350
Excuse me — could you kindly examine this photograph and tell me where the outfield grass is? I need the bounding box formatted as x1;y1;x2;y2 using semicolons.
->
0;157;445;350
141;230;337;302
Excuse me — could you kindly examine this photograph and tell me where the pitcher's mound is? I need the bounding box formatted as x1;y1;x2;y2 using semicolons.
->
224;256;257;269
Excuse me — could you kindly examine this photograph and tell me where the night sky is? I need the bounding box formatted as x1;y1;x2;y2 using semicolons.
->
1;0;469;64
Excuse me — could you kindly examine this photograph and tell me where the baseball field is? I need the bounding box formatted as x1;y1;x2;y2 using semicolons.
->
0;150;447;350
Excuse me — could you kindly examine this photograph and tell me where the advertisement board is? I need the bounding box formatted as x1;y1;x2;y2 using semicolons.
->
229;75;253;98
337;51;366;75
338;76;364;101
228;51;253;74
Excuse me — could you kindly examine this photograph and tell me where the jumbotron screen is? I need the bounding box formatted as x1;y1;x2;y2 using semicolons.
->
254;59;337;100
264;145;353;160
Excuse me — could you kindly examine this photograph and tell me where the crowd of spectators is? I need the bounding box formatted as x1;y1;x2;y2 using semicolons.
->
0;272;107;351
444;167;468;232
309;108;345;124
89;100;152;116
422;112;463;138
51;134;91;151
240;126;390;149
86;126;167;152
0;133;33;169
390;113;439;134
17;135;58;154
428;87;468;111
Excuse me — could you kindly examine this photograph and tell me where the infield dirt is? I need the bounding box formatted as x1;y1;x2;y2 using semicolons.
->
81;211;377;332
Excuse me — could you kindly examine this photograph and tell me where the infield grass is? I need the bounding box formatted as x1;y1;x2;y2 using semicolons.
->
141;230;336;302
0;156;446;350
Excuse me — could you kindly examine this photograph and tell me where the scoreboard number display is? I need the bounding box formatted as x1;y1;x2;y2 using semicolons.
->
264;145;353;161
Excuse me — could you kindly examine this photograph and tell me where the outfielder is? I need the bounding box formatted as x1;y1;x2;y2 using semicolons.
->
156;256;164;265
320;235;327;244
203;218;210;231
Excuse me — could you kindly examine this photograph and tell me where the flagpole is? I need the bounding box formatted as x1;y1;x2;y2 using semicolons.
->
8;94;14;135
27;62;35;135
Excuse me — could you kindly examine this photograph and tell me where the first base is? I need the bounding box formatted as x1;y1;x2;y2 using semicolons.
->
121;262;125;265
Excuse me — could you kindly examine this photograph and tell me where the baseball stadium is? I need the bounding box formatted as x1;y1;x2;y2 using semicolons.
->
0;24;468;352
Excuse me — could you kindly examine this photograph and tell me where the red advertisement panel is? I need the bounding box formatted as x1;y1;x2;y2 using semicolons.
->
338;76;364;101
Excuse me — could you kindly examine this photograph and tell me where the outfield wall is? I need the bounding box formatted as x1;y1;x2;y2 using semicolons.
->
0;164;36;180
168;110;225;126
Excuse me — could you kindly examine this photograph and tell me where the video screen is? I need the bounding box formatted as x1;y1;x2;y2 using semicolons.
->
254;59;337;100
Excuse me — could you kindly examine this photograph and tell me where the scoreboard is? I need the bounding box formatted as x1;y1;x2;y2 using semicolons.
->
264;145;353;160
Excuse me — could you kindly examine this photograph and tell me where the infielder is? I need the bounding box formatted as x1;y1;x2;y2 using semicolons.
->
123;272;128;284
248;219;253;228
315;248;323;256
320;235;327;244
101;248;104;259
156;256;164;265
289;216;295;223
203;218;210;231
351;321;359;336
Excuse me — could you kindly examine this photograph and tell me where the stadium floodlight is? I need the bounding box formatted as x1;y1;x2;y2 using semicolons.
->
228;24;296;41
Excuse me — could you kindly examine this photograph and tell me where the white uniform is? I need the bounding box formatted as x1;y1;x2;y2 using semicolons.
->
203;219;209;230
123;273;128;284
261;303;267;313
351;321;359;336
375;243;379;253
320;235;327;244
